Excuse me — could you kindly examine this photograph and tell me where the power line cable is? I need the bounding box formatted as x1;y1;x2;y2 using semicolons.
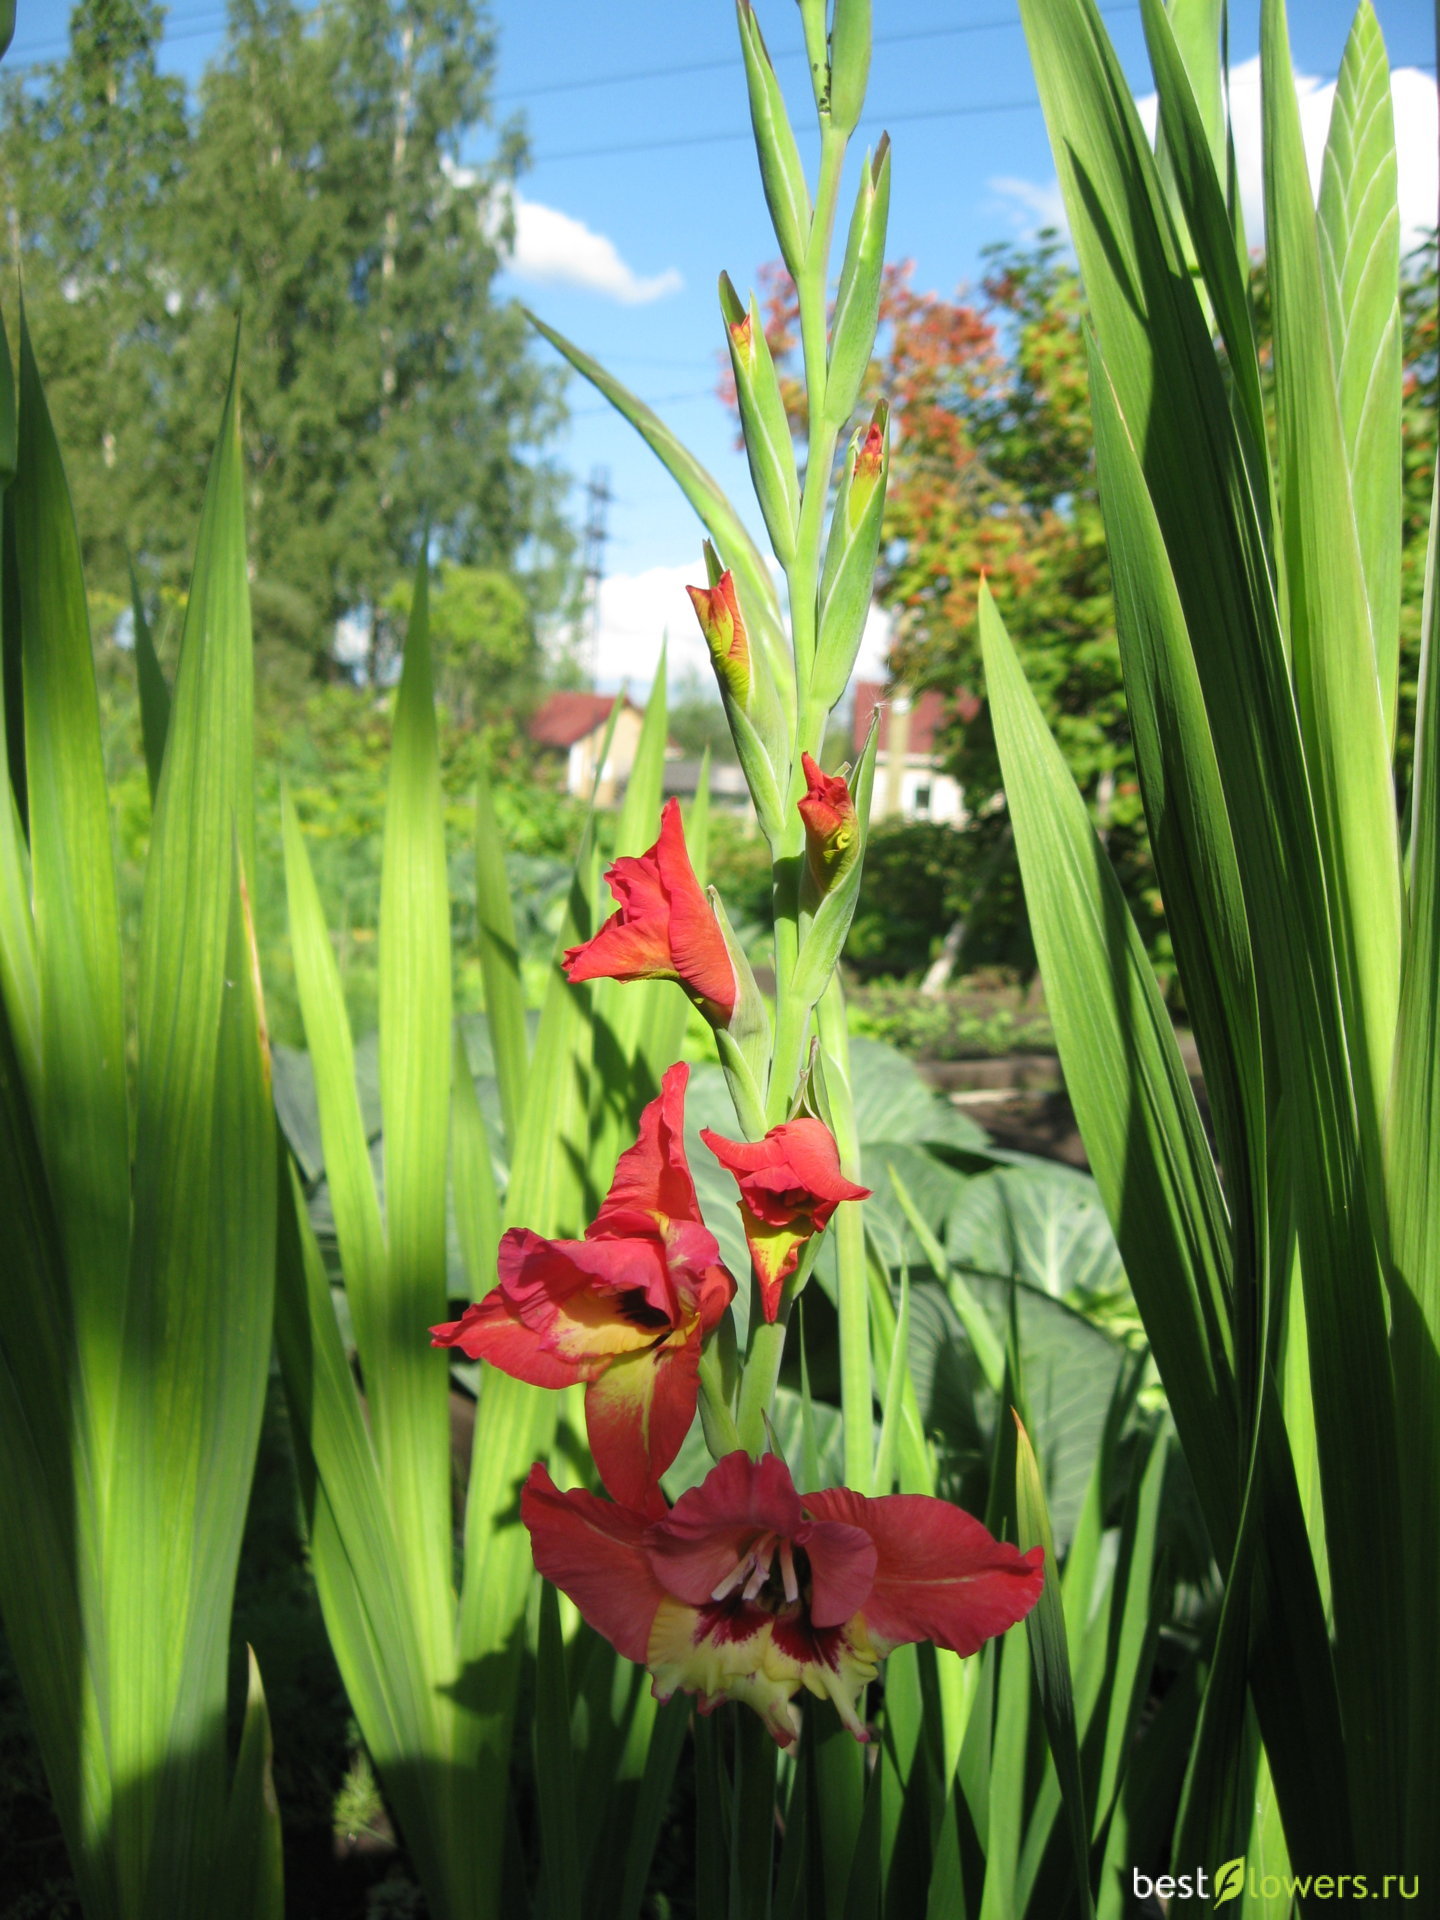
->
531;98;1042;167
491;6;1143;105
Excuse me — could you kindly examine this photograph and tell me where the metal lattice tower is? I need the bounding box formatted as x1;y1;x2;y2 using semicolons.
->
580;466;612;689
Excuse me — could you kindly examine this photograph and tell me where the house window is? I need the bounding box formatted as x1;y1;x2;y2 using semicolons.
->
913;783;932;818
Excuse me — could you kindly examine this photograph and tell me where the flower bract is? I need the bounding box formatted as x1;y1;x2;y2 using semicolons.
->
700;1116;869;1320
563;798;737;1024
522;1449;1044;1746
431;1063;735;1512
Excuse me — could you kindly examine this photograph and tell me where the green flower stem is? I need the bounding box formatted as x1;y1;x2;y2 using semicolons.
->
736;1310;789;1455
787;119;848;688
816;972;872;1493
734;1233;825;1454
699;1339;742;1459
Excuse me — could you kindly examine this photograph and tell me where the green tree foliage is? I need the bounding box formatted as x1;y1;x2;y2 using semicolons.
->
1;0;570;683
750;229;1437;983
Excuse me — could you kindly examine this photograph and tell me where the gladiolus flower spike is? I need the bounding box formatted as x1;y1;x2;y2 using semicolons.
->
564;797;737;1025
701;1116;870;1320
523;1449;1044;1747
431;1063;735;1514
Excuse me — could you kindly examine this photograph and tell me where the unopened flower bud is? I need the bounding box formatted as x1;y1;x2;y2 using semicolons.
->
826;138;890;431
736;2;812;282
827;0;872;138
721;271;800;564
812;403;889;709
687;569;751;707
798;753;859;894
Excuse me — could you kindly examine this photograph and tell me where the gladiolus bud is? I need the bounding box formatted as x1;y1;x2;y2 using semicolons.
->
826;138;890;430
685;552;788;844
798;753;859;895
721;272;800;564
688;569;751;707
736;2;812;283
827;0;872;137
812;404;889;709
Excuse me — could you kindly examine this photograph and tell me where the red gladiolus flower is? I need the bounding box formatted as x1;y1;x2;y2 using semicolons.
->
522;1449;1043;1747
563;798;737;1025
797;753;859;894
700;1117;870;1321
431;1063;735;1513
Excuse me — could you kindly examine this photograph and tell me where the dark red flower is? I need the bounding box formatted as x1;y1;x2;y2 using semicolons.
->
700;1117;870;1321
797;754;859;894
522;1449;1043;1746
431;1064;735;1513
563;798;736;1024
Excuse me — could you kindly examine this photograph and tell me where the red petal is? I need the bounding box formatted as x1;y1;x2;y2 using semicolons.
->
795;1518;878;1629
594;1062;703;1234
495;1228;679;1365
648;1452;803;1602
521;1463;664;1664
654;801;736;1020
428;1293;584;1389
804;1489;1044;1656
584;1334;702;1516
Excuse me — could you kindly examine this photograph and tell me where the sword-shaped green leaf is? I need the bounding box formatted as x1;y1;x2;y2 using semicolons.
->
1317;0;1402;737
376;556;455;1671
13;308;130;1475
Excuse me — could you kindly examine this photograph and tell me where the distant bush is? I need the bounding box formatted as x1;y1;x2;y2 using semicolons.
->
847;978;1053;1060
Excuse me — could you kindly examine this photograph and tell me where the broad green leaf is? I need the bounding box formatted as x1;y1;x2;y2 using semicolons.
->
13;308;130;1471
273;1151;451;1899
1015;1415;1094;1920
0;989;105;1911
376;556;455;1667
1317;0;1402;736
112;339;276;1911
533;1583;582;1920
978;575;1347;1862
474;755;528;1151
1017;0;1399;1862
1388;465;1440;1883
451;1023;502;1296
281;793;389;1388
1264;0;1401;1203
129;556;171;804
889;1159;1004;1391
216;1649;284;1920
1085;336;1264;1329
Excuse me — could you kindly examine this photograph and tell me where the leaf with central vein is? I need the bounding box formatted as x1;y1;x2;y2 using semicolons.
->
1317;0;1401;737
376;556;455;1670
13;310;130;1476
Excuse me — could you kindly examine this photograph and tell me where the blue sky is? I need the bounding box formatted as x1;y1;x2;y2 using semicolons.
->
9;1;1436;688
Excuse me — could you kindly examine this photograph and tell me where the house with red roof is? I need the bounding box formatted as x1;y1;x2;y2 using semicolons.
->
852;682;974;823
529;691;648;805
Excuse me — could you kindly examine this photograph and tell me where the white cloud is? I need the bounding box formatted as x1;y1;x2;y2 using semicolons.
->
508;195;683;305
987;174;1069;241
998;56;1437;258
591;562;708;689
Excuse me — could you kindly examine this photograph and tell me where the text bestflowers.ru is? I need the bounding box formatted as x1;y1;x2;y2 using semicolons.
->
1131;1865;1420;1904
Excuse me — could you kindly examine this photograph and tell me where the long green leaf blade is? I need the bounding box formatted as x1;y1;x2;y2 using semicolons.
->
1317;0;1402;735
376;555;455;1668
113;344;276;1911
13;308;130;1470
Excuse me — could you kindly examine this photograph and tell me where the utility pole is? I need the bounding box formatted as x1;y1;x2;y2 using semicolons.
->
580;466;612;689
